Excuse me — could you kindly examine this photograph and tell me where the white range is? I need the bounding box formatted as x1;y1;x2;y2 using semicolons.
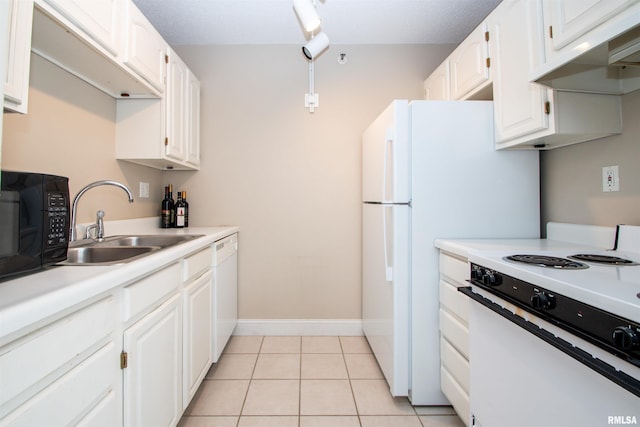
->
461;224;640;427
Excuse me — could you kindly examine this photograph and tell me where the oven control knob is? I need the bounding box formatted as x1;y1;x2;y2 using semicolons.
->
471;266;484;281
612;326;640;350
530;292;555;310
482;271;501;286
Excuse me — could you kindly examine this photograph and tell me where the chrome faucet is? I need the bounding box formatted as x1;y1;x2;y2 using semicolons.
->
70;180;134;241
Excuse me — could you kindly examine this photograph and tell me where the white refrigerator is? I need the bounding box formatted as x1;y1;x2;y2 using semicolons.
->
362;100;540;405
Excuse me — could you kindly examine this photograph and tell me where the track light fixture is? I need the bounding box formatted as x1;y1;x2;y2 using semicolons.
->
293;0;321;33
302;31;330;61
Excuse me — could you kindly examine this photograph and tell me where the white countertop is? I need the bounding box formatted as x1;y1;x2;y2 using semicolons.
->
0;217;238;343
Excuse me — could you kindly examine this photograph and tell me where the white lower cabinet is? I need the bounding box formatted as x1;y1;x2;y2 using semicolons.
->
183;270;213;407
438;251;471;427
0;296;120;426
123;293;182;427
0;236;236;426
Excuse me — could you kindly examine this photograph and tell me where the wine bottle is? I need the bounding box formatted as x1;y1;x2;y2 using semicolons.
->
168;184;176;227
175;191;185;228
161;186;172;228
182;191;189;227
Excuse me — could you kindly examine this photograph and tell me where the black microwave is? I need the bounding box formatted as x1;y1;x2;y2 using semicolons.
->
0;171;70;281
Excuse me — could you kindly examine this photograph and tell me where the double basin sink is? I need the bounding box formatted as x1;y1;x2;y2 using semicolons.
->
61;234;204;265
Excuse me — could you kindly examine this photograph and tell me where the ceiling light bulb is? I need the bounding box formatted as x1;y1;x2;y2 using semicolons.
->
293;0;321;32
302;31;330;61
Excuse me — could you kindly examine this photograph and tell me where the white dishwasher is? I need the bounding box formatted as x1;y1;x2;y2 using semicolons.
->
212;233;238;362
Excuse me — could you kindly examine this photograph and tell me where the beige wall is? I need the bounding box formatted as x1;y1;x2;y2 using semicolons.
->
166;44;452;319
2;54;162;224
541;90;640;231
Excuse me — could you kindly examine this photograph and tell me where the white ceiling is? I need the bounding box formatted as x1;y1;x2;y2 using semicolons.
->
132;0;502;46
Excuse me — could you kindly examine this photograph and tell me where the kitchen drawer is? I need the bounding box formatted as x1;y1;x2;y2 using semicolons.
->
123;263;180;323
0;296;115;418
1;342;118;426
441;366;470;427
183;247;213;283
439;253;468;286
439;308;469;359
439;280;470;325
440;336;469;394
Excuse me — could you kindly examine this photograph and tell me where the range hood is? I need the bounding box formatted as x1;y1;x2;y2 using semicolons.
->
609;25;640;66
531;21;640;95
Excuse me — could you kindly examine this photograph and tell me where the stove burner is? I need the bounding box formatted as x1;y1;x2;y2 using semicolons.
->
504;254;589;269
568;254;638;265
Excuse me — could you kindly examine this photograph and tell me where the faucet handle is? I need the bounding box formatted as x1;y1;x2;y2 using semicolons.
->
96;210;105;240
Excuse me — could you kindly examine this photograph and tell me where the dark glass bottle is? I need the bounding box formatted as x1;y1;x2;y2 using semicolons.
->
182;191;189;227
161;186;172;228
168;184;176;227
175;191;185;228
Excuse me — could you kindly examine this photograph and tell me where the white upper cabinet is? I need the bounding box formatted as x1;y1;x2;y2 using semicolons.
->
4;0;33;114
545;0;638;54
116;48;201;170
449;23;491;100
166;48;188;162
492;0;550;143
186;70;201;167
491;0;623;149
122;0;167;93
31;0;162;98
41;0;121;56
423;60;451;100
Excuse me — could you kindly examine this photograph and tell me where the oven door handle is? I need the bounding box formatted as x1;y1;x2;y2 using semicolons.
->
458;286;640;398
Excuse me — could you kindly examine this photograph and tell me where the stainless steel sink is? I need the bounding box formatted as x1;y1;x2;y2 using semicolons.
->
64;246;156;265
93;234;203;248
59;234;204;265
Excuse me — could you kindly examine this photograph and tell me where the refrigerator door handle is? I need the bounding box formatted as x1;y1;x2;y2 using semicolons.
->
382;128;394;203
382;205;393;282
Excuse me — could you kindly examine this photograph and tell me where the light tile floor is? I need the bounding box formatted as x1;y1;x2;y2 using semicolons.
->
179;336;466;427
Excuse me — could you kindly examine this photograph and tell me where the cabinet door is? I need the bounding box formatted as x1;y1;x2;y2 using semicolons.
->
492;0;550;143
123;0;166;92
4;0;33;113
449;23;490;100
123;294;182;427
547;0;638;51
41;0;121;56
166;48;187;162
423;60;451;100
183;270;213;407
186;70;201;167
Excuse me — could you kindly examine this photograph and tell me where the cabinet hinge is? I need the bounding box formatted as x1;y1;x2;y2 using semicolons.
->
544;101;551;115
486;57;491;69
549;26;553;39
164;137;169;146
165;54;169;64
484;31;489;42
120;351;128;369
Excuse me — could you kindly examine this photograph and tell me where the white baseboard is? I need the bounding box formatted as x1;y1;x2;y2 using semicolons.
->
233;319;363;336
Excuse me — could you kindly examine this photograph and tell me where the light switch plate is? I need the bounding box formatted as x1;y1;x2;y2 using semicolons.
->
602;166;619;192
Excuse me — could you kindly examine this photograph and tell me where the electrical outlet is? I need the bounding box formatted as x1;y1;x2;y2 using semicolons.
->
139;182;150;198
602;166;620;192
